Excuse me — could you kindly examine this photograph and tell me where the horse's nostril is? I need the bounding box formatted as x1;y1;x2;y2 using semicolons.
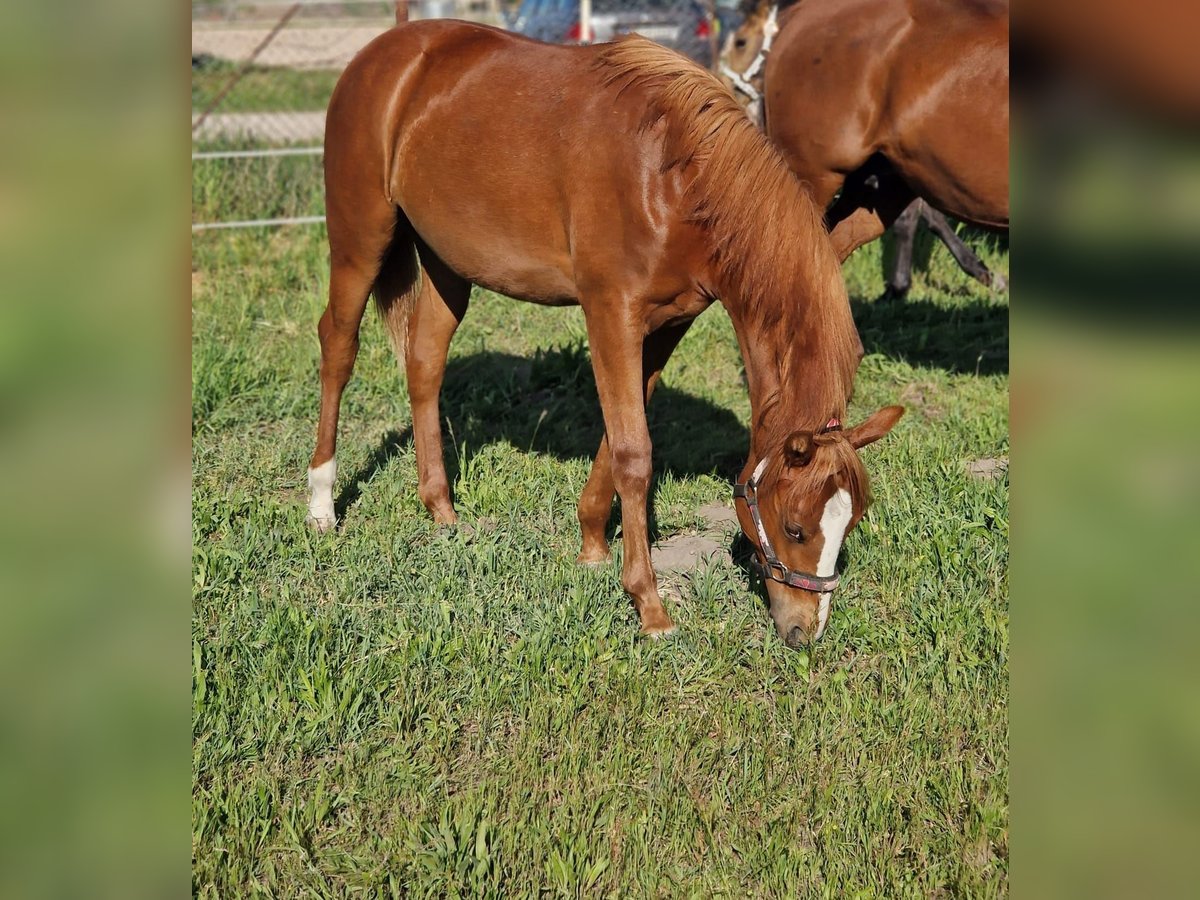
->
787;625;809;648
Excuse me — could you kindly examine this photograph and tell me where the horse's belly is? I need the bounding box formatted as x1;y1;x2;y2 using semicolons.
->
406;208;579;304
463;255;580;306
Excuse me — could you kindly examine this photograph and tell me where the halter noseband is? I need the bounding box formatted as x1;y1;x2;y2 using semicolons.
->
719;3;780;111
732;417;843;593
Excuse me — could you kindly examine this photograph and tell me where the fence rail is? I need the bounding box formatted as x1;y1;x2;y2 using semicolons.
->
192;215;327;231
192;146;325;161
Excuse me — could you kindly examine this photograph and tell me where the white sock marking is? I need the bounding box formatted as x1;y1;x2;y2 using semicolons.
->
815;488;852;639
307;459;337;529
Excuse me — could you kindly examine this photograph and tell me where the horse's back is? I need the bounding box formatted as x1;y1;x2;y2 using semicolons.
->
323;21;684;303
326;21;584;181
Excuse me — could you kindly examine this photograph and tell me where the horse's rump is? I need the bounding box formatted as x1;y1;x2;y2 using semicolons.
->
326;23;602;304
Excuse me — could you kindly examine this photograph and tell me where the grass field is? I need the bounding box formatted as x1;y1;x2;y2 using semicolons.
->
192;159;1009;894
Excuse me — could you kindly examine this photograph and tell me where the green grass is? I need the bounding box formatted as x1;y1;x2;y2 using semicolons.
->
192;193;1008;894
192;147;325;224
192;57;341;115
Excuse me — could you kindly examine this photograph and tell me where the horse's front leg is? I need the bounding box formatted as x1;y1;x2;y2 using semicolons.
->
577;320;693;566
582;306;675;636
918;203;1005;291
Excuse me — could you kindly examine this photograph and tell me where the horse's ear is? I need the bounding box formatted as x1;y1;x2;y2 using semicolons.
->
846;406;905;449
783;431;815;468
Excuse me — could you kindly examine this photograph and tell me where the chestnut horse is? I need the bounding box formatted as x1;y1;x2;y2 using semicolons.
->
720;2;1001;296
720;0;1009;265
306;20;903;646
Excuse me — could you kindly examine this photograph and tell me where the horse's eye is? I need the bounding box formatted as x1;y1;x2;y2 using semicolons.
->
735;38;747;49
785;523;806;543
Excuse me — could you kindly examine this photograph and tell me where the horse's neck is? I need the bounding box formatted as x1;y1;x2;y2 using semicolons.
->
732;313;781;440
724;291;851;460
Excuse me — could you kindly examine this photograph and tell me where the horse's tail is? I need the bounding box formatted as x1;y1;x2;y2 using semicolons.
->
373;231;421;370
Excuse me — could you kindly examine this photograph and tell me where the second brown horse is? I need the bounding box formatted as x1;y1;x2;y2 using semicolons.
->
724;0;1009;263
306;21;903;646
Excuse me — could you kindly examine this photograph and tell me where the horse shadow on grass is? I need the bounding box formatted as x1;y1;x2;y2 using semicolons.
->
853;222;1008;375
335;288;1009;526
335;342;750;539
850;292;1009;375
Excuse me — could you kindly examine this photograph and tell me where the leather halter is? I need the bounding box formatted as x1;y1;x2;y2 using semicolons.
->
719;4;780;110
733;418;843;593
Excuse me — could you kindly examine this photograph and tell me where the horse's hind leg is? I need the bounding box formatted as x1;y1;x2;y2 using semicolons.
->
918;205;1006;291
884;200;922;299
577;320;692;565
405;245;470;525
307;207;399;531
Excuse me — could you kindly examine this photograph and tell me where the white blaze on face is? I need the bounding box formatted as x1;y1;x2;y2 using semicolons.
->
814;488;852;639
307;459;337;530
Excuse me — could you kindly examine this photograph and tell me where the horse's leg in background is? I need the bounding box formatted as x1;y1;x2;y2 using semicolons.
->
577;319;693;565
405;246;470;525
583;303;676;635
307;202;400;531
919;204;1007;291
884;199;922;299
826;163;915;263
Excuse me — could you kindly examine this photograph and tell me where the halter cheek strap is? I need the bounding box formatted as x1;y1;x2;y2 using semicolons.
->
719;3;780;107
732;418;843;593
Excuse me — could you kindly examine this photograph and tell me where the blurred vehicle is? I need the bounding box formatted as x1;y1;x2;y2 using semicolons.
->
510;0;741;69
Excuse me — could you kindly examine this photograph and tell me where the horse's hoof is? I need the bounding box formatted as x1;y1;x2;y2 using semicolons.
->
640;610;678;639
642;622;678;640
431;509;459;527
992;273;1008;292
576;552;611;568
306;512;336;533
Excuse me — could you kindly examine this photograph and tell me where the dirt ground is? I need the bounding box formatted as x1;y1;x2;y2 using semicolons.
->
192;111;326;143
651;501;740;574
191;25;393;70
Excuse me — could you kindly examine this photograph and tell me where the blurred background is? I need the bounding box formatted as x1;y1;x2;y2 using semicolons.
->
1014;2;1200;896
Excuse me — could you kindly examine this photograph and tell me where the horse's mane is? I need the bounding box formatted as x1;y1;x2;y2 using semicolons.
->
595;37;860;442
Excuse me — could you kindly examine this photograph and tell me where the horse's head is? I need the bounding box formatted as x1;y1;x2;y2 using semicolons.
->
736;406;904;648
718;0;780;121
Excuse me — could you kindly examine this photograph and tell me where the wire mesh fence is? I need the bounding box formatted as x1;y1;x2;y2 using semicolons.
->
191;0;740;230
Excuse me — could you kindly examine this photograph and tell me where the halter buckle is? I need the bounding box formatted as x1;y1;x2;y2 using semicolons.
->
765;558;790;582
733;430;846;595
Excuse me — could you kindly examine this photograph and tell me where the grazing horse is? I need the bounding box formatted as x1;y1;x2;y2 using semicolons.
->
306;20;903;646
719;0;1009;270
